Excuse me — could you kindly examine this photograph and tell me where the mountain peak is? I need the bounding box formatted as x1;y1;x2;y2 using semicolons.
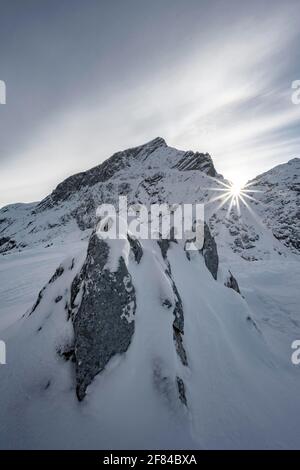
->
39;137;215;206
142;136;167;148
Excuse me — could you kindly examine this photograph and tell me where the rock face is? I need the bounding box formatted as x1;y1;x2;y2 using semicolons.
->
173;150;216;176
201;223;219;280
0;236;17;253
224;270;241;295
70;233;136;401
247;158;300;254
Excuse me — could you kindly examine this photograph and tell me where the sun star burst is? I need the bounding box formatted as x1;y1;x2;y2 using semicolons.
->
205;176;263;218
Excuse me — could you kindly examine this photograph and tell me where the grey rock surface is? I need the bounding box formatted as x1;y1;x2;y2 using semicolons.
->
71;233;136;400
201;223;219;280
225;270;241;295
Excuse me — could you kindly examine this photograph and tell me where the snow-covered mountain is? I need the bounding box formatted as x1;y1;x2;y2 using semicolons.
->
0;137;299;449
0;137;295;261
246;158;300;254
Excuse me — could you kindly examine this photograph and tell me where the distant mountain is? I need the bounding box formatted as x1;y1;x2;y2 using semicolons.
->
246;158;300;254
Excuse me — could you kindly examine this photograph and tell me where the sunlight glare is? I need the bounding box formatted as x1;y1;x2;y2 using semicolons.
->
229;182;243;198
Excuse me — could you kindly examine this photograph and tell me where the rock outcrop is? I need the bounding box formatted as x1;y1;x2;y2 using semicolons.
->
69;233;136;401
201;223;219;280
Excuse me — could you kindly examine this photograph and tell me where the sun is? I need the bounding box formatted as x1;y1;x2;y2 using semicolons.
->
229;183;243;198
205;177;263;218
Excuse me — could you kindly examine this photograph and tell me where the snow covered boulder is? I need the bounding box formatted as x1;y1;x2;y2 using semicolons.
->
69;232;137;401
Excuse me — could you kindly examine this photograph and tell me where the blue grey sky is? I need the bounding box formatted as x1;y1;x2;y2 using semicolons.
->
1;0;300;207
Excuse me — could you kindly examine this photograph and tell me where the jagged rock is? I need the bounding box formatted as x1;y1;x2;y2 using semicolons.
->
165;265;188;367
201;223;219;280
57;345;75;362
157;239;170;260
173;327;188;366
156;240;188;367
176;376;187;406
225;270;241;295
173;151;216;176
0;236;17;253
70;233;136;401
153;361;188;408
0;237;10;247
127;234;143;263
29;262;67;316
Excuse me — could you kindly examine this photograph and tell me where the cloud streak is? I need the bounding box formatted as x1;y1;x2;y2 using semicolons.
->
1;0;300;207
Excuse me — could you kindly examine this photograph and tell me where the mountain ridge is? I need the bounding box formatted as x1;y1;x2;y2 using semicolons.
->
0;137;298;260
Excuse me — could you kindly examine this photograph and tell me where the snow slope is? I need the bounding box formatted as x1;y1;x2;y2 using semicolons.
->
0;237;300;449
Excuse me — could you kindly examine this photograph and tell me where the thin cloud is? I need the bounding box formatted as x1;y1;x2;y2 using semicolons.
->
1;1;300;206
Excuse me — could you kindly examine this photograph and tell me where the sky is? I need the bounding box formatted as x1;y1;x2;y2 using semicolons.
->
0;0;300;208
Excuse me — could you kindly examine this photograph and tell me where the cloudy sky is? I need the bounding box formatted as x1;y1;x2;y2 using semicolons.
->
1;0;300;207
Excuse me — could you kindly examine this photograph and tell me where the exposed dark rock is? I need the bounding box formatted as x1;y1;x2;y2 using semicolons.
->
49;265;64;284
153;362;187;407
127;234;143;263
29;290;44;316
157;239;170;260
0;237;17;253
201;223;219;280
162;299;172;309
44;380;51;390
0;237;10;247
164;265;188;367
57;345;75;362
176;376;187;406
29;263;65;316
171;280;185;335
173;151;216;177
71;233;136;401
157;229;178;260
225;270;241;295
173;327;188;366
